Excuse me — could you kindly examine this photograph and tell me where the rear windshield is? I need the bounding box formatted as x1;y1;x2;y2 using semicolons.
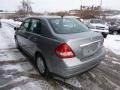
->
48;18;90;34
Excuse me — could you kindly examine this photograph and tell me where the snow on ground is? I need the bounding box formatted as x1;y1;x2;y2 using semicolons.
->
104;35;120;55
10;79;63;90
112;61;120;65
1;62;34;72
65;77;81;88
0;49;26;62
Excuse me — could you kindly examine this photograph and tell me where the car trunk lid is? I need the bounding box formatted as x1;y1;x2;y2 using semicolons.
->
56;31;103;60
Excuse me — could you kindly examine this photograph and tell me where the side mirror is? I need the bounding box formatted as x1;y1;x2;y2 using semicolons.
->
14;27;20;31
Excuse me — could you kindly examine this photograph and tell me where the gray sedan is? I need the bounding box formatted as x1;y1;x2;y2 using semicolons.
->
14;16;105;78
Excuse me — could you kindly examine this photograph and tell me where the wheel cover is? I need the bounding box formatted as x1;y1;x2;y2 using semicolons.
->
37;57;45;74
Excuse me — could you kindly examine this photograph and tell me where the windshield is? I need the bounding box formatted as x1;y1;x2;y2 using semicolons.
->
48;18;90;34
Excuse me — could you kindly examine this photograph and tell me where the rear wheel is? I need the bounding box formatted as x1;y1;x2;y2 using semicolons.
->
36;54;49;77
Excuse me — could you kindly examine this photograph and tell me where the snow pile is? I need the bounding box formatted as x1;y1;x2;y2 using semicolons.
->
107;14;120;19
0;23;15;49
104;35;120;55
1;19;22;27
0;23;27;62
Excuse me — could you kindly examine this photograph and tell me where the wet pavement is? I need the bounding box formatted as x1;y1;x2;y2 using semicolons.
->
0;23;120;90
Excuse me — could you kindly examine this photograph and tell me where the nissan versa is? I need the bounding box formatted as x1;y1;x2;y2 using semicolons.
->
14;16;105;78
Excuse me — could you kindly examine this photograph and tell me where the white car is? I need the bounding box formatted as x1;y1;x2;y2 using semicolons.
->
84;19;109;38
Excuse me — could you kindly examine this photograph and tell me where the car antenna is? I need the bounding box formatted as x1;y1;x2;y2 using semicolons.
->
61;13;65;18
61;15;64;18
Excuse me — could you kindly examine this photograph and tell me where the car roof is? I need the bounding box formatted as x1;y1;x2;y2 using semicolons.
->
90;19;102;20
26;15;80;19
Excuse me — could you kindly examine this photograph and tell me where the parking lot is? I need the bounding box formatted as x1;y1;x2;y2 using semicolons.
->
0;22;120;90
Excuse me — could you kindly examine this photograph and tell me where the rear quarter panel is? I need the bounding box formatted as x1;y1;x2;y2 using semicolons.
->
34;34;65;73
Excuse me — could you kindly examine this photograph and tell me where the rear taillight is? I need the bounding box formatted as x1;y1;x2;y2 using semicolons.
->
55;43;75;58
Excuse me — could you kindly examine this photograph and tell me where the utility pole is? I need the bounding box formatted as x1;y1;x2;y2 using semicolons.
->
27;0;29;14
21;0;32;15
21;0;27;15
100;0;103;18
26;0;32;15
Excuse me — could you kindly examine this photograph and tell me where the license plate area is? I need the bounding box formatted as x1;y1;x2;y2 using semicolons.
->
83;42;99;57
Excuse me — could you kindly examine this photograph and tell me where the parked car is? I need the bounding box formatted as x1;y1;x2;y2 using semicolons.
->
83;19;109;38
109;22;120;34
14;17;25;22
14;16;105;78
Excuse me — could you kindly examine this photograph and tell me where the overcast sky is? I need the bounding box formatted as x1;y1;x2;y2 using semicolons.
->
0;0;120;12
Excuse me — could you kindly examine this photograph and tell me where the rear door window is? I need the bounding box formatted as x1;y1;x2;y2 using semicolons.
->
30;19;41;34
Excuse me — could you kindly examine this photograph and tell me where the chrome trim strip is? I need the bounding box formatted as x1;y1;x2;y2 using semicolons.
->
80;40;101;47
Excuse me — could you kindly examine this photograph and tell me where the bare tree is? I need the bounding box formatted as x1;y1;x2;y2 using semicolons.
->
16;0;33;17
80;6;100;19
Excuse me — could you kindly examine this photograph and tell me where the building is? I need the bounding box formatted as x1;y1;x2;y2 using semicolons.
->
69;9;80;16
0;12;15;18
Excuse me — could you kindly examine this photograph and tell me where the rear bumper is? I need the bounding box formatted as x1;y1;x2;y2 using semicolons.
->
52;47;105;79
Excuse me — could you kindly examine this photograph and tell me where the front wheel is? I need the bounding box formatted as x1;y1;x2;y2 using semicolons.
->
102;33;107;38
15;37;20;49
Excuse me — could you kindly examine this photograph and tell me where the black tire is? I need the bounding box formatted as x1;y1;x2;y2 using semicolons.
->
15;37;20;49
36;54;49;77
102;33;107;38
104;34;107;38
